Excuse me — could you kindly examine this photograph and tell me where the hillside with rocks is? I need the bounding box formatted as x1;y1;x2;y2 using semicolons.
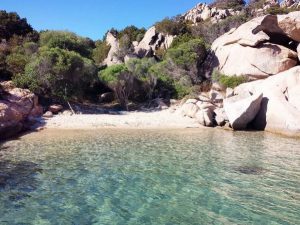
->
179;10;300;136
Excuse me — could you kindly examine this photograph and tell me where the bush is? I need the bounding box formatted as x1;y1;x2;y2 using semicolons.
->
115;34;133;60
170;33;195;49
212;70;248;88
166;39;207;70
266;6;295;15
5;42;39;75
116;26;146;43
192;14;250;44
155;17;191;36
13;47;97;101
210;0;245;10
126;58;157;99
99;64;134;110
40;31;95;58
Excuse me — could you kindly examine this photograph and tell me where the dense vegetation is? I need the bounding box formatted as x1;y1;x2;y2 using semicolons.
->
1;0;297;109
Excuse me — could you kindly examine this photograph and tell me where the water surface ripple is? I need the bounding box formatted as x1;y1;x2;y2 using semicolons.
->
0;129;299;225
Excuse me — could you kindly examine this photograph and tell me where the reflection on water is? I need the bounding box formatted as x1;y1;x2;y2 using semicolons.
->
0;129;299;225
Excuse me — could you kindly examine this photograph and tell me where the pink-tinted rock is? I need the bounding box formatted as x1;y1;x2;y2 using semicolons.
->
0;81;42;139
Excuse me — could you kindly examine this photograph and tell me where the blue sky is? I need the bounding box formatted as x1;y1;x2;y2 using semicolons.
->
1;0;210;40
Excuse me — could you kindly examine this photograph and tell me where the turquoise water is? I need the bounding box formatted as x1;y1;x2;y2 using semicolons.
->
0;129;299;225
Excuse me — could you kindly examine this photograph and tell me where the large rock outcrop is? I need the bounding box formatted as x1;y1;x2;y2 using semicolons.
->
224;93;263;130
103;32;122;66
183;3;240;24
211;12;300;79
233;66;300;136
0;81;42;140
134;26;174;58
102;27;174;66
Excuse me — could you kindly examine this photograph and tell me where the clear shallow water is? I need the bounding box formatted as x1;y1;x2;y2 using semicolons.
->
0;129;299;225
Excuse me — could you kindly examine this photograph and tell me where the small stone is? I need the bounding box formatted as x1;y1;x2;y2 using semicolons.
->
43;111;53;118
49;104;63;114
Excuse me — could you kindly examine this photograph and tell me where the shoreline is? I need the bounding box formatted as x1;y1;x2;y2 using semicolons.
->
36;110;201;130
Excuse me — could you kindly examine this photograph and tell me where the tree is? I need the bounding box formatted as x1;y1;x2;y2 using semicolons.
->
166;38;208;83
0;10;35;40
40;31;95;58
126;58;157;100
5;42;38;75
99;64;134;110
13;47;97;101
116;26;146;42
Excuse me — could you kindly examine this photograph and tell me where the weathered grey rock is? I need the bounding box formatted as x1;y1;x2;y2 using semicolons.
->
209;90;224;103
225;88;234;98
196;101;216;110
280;0;295;8
213;43;297;79
277;12;300;42
181;102;199;118
183;3;240;24
234;66;300;136
185;99;198;104
43;111;53;118
211;12;300;79
49;104;63;114
196;108;215;127
214;108;228;126
103;32;122;66
224;93;263;130
99;92;114;103
134;26;174;58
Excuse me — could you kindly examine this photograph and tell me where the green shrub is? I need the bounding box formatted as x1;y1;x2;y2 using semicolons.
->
166;39;207;70
40;31;95;58
92;40;111;65
116;26;146;43
99;64;133;110
210;0;245;10
266;6;295;15
155;17;191;36
212;70;248;88
170;33;195;49
13;47;97;100
192;14;250;44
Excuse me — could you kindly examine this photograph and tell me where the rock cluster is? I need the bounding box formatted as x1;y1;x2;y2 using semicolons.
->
102;26;174;66
0;81;43;139
179;11;300;136
183;3;240;24
211;12;300;80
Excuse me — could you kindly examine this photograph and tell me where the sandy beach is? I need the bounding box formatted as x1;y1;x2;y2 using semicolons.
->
40;109;200;130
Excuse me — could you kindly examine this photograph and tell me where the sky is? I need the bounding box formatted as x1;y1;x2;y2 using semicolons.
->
0;0;210;40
